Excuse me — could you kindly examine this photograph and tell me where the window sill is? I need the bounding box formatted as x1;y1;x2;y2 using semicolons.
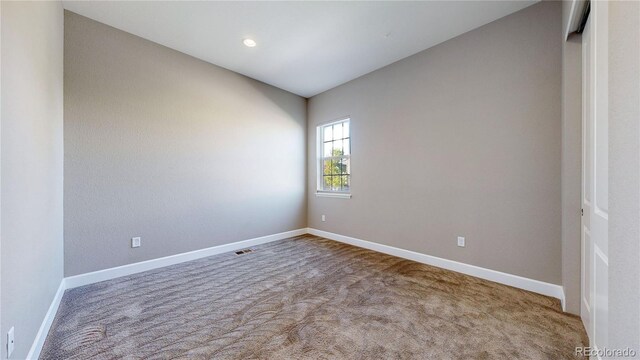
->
315;192;352;199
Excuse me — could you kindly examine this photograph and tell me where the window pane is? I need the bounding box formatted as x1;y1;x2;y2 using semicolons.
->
323;176;332;190
328;159;342;176
343;122;349;139
323;142;332;157
343;139;350;155
332;159;341;175
342;158;351;175
332;140;343;157
323;125;332;142
341;175;350;191
333;123;343;140
323;159;332;176
337;158;347;175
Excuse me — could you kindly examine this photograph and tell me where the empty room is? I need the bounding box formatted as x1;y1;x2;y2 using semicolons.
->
1;0;639;359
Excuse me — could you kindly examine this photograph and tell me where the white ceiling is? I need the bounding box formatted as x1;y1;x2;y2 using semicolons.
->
63;1;537;98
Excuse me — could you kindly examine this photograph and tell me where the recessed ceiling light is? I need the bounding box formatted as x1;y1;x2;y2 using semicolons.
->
243;38;257;47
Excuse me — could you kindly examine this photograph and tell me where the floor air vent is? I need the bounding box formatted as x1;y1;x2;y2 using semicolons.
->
235;249;253;255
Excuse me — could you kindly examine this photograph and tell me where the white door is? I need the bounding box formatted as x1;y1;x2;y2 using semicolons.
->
581;1;608;350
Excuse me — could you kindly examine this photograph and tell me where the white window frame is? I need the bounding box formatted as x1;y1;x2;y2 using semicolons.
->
316;118;352;199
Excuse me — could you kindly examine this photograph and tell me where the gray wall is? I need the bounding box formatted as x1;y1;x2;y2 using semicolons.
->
1;2;64;359
609;0;640;353
307;2;562;284
64;12;306;276
561;31;582;315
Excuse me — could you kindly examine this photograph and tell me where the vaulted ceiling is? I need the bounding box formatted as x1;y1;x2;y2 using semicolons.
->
63;1;537;97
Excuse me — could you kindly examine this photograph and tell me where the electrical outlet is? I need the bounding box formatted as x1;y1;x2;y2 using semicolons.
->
131;237;141;248
457;236;465;247
321;215;326;222
7;327;14;357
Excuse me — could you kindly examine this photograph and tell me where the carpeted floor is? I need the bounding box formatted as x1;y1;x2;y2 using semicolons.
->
41;235;587;359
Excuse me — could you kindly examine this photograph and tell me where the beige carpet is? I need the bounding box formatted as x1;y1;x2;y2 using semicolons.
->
41;235;587;359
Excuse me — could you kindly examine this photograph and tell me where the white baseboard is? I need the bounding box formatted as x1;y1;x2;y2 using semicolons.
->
26;279;66;360
307;228;566;308
28;228;306;360
29;227;566;359
65;228;307;289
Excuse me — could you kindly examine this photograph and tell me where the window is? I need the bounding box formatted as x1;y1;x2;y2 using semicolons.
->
317;118;351;198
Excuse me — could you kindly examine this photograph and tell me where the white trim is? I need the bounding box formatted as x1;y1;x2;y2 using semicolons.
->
316;117;351;193
28;229;306;359
315;192;351;199
317;116;350;129
307;228;566;308
29;226;569;359
64;228;306;289
26;279;66;360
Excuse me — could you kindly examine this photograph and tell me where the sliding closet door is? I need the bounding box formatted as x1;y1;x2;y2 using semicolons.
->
581;14;592;339
581;0;608;350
